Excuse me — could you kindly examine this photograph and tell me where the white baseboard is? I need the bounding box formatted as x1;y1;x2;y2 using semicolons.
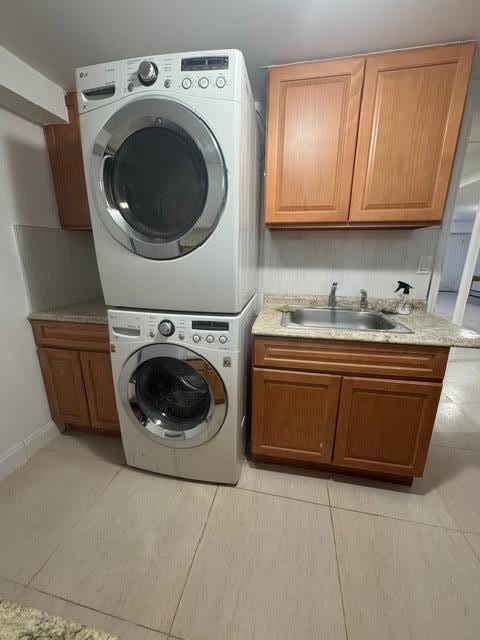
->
24;420;64;458
0;421;64;482
0;442;28;482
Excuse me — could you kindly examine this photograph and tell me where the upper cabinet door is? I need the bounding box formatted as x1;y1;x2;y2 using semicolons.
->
264;57;365;225
45;92;91;229
350;42;475;224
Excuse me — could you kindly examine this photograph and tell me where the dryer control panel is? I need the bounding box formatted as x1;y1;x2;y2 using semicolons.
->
108;309;236;351
76;49;246;113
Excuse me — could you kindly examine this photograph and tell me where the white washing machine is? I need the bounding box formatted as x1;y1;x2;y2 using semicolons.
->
76;50;260;313
108;295;256;484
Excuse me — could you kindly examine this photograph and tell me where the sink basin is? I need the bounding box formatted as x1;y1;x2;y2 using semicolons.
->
282;307;412;333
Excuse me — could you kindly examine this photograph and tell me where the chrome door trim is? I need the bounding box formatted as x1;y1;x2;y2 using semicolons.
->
118;343;227;448
91;97;227;259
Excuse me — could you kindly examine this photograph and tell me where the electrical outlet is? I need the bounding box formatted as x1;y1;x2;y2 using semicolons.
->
417;255;432;275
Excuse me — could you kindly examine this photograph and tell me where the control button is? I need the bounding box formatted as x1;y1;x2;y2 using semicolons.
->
158;320;175;337
192;334;201;343
127;82;134;92
179;333;185;341
216;76;226;88
138;60;158;86
206;335;215;343
219;335;228;344
164;79;171;88
198;76;209;89
149;331;155;338
182;77;192;89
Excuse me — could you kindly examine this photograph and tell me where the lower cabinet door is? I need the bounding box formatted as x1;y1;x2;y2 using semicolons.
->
38;347;90;426
80;352;120;433
252;367;341;464
333;376;441;476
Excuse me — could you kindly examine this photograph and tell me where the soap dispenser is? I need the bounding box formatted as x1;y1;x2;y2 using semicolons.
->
395;281;414;315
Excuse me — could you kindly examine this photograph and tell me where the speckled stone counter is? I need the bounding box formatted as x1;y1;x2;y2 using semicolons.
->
28;298;108;325
0;599;119;639
252;294;480;348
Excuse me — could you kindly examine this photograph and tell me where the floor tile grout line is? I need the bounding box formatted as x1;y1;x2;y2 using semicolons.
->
462;532;480;563
329;506;349;640
168;484;219;636
423;467;465;532
330;504;463;532
233;485;463;532
233;483;330;507
17;583;168;635
26;465;124;587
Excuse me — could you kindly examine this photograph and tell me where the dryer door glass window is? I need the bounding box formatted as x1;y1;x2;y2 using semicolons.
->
106;127;208;241
135;356;211;432
92;98;227;260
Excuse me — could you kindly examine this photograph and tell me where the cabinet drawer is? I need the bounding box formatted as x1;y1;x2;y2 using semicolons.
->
32;320;109;352
254;337;448;380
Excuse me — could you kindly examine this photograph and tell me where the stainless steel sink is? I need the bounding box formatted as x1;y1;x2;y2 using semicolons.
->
282;307;412;333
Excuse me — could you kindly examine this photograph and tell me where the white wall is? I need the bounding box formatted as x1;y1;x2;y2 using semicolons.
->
0;45;67;124
0;106;61;474
260;228;439;300
0;104;101;478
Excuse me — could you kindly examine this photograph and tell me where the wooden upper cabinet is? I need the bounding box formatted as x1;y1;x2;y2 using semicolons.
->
264;57;365;225
45;91;91;230
350;42;475;223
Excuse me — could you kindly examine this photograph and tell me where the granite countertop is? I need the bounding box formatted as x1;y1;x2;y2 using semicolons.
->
28;298;108;325
252;294;480;348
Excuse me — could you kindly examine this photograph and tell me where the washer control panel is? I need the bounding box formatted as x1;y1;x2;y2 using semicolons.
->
109;310;233;351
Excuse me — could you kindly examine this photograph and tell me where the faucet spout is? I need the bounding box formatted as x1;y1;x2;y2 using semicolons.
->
360;289;368;311
328;282;338;308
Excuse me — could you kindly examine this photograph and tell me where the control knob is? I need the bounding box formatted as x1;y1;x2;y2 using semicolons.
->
138;60;158;86
158;320;175;337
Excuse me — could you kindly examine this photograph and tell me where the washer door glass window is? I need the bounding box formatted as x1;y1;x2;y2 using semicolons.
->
91;98;227;260
120;344;227;448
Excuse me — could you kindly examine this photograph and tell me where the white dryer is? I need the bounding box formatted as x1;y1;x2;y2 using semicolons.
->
108;295;256;484
76;50;260;313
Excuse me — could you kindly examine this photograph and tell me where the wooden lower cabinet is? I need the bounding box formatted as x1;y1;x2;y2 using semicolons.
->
251;337;446;482
38;348;90;427
80;352;120;433
333;377;441;476
252;368;341;464
33;320;120;436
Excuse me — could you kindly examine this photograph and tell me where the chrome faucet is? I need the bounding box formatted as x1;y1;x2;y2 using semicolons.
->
328;282;338;308
360;289;368;311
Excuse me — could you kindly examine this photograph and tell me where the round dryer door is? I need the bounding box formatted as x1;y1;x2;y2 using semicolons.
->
91;97;227;260
119;343;227;448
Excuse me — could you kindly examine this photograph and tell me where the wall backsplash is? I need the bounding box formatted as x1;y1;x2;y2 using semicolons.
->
260;228;440;300
15;225;103;311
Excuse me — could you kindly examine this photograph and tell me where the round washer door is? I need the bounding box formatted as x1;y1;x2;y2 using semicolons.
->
91;97;227;260
119;343;227;448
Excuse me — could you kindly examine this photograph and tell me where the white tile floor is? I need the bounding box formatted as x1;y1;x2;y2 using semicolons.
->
1;348;480;639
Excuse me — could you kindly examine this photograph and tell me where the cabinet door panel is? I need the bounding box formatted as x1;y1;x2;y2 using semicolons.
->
350;42;474;223
45;92;91;229
38;347;90;426
265;57;364;225
251;367;341;464
80;352;120;433
333;377;441;476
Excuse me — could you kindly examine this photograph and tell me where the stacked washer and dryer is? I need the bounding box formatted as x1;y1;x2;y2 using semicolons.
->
75;50;260;483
